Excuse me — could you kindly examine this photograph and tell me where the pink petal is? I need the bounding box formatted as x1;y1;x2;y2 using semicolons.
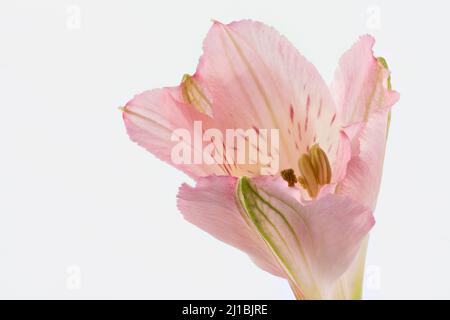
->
123;87;232;178
239;176;374;298
331;131;352;184
337;107;391;210
178;175;374;299
123;21;354;179
330;236;369;299
196;20;343;175
177;176;284;277
331;35;400;125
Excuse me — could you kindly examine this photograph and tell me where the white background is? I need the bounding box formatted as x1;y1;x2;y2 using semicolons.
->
1;0;449;299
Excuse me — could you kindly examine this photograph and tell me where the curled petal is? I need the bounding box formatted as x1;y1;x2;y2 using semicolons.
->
338;107;391;210
238;176;374;298
331;35;399;125
177;175;374;299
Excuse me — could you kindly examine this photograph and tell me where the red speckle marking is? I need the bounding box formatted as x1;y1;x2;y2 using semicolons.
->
317;99;323;118
297;122;302;141
305;95;310;132
330;113;336;125
305;113;309;132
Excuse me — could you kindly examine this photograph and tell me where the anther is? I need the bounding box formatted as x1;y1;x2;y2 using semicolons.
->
297;144;332;198
281;169;297;187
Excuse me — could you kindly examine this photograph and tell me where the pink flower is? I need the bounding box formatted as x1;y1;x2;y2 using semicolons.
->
121;20;399;299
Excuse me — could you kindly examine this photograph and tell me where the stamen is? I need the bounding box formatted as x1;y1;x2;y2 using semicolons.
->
297;144;332;198
297;176;308;189
298;154;319;198
281;169;297;187
309;144;331;185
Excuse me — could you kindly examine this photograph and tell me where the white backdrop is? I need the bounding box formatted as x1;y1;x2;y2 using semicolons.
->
1;0;449;299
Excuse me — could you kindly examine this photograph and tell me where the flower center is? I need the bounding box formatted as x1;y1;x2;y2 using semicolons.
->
281;144;331;198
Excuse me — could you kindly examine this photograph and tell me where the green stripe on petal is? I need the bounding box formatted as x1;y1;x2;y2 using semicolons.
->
236;176;375;299
377;56;392;90
236;177;319;299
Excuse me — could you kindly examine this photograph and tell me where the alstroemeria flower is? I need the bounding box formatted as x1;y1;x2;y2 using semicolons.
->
121;20;399;299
